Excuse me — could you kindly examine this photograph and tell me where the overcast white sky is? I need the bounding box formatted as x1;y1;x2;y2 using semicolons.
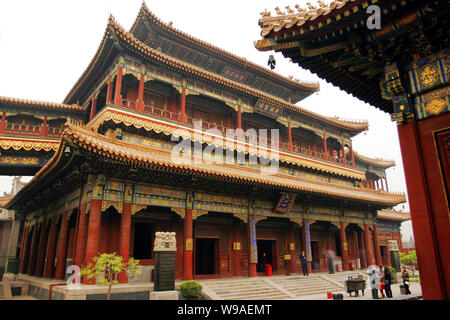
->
0;0;413;241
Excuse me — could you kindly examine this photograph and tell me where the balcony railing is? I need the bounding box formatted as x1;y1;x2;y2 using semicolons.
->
119;99;356;169
4;123;63;138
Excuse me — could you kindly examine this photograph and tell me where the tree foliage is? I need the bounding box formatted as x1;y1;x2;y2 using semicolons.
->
399;250;417;274
81;253;142;299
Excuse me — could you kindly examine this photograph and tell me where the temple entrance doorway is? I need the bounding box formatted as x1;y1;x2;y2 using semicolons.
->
311;241;321;270
256;240;276;273
195;237;218;275
132;222;153;260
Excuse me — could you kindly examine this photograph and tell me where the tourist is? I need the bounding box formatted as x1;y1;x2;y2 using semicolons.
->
384;266;393;298
327;250;335;274
299;251;308;276
401;266;411;295
369;267;379;299
378;265;385;298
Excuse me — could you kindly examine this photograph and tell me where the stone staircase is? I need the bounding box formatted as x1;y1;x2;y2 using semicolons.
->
198;272;369;300
199;278;292;300
0;284;4;300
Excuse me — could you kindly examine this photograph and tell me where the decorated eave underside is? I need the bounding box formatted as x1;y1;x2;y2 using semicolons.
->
0;96;84;116
255;0;449;113
353;151;395;169
377;209;410;222
63;11;368;135
6;122;406;212
130;2;320;104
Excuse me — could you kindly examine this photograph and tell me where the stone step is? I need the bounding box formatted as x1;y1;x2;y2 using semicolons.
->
0;285;4;300
224;292;289;300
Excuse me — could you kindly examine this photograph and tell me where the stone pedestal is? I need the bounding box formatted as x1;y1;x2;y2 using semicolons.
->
150;290;179;300
153;232;177;292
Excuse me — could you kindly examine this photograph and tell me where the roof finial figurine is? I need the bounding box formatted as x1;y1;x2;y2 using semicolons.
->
260;9;271;18
317;0;328;8
295;4;306;13
167;21;173;27
285;6;295;14
275;7;286;16
306;2;317;11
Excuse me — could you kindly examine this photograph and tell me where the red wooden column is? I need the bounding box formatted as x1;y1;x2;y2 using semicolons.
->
74;203;87;266
363;224;376;266
34;220;49;277
372;225;382;266
323;134;328;161
247;216;257;277
357;230;367;269
89;96;97;121
114;66;123;107
341;140;347;166
183;208;193;280
287;122;293;152
84;198;102;284
118;185;133;284
180;85;186;123
350;143;355;168
384;177;389;192
54;211;70;280
106;76;113;105
137;74;145;112
232;223;242;277
26;225;39;275
340;221;349;271
354;230;360;268
18;227;30;274
0;112;6;133
43;216;58;278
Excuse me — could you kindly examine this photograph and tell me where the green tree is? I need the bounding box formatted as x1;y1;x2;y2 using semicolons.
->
81;253;142;300
399;250;417;275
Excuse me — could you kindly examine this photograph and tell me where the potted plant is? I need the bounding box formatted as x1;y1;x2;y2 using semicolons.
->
81;252;142;300
180;280;203;300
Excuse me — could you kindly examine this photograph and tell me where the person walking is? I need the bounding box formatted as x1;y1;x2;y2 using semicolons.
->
299;250;308;276
378;265;385;298
327;250;335;274
369;267;379;299
384;266;393;298
401;266;411;295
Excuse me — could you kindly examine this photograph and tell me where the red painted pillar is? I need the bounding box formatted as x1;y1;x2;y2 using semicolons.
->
287;123;293;152
323;135;328;161
54;211;70;280
340;221;349;271
74;203;87;267
34;221;49;277
137;74;145;112
363;224;376;266
180;87;186;123
232;224;242;277
237;106;242;130
372;225;382;266
26;225;39;275
40;116;48;137
118;202;132;283
183;209;193;280
247;217;257;277
114;67;123;107
44;216;58;278
350;143;355;168
0;112;6;133
106;76;113;105
384;177;389;192
84;199;102;284
89;96;97;121
18;227;30;274
341;141;347;166
302;220;312;273
358;230;367;269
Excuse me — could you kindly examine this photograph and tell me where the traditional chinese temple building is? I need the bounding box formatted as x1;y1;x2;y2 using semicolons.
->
255;0;449;299
4;3;407;285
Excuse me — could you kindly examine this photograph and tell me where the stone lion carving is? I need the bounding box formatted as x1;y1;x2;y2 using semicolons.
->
153;232;177;252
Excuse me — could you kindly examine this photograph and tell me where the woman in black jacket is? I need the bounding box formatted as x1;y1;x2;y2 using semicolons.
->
401;266;412;295
383;266;393;298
